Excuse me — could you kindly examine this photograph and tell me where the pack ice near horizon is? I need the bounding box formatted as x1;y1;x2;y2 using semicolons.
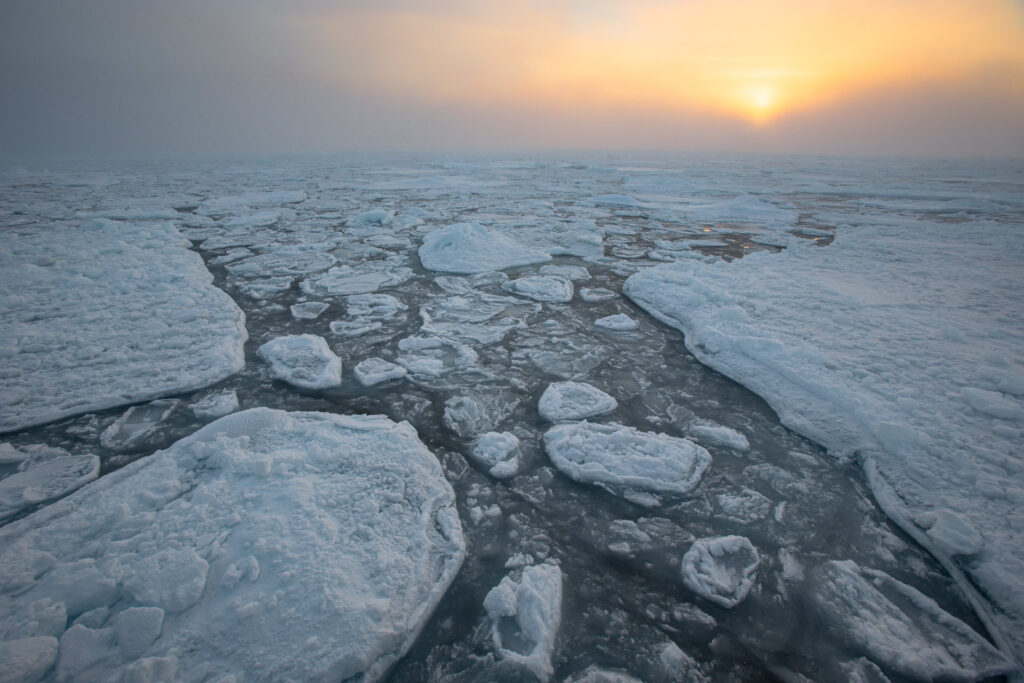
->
0;153;1021;682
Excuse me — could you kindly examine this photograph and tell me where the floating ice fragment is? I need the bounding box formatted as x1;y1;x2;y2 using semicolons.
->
290;301;330;320
100;399;181;451
0;452;99;521
483;563;563;681
419;223;551;274
257;334;342;389
594;314;639;331
353;358;407;387
538;382;617;422
501;276;574;303
540;264;590;281
543;422;711;497
470;432;522;479
190;391;239;419
690;422;750;452
680;535;760;608
580;287;618;302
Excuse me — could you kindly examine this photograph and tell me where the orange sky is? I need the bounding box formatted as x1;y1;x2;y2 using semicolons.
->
305;0;1024;126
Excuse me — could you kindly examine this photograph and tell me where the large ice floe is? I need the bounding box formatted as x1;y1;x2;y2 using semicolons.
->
543;422;711;498
257;334;342;389
0;219;247;433
624;213;1024;657
418;222;551;273
483;563;563;681
0;409;465;683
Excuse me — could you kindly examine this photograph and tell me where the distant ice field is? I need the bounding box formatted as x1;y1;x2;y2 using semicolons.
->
1;155;1021;681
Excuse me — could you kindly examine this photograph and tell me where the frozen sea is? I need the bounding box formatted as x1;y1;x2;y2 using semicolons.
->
0;154;1021;682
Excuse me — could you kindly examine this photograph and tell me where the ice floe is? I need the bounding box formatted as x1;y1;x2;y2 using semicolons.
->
189;390;240;419
501;276;574;303
680;536;760;608
809;560;1013;681
353;357;408;386
289;301;330;320
99;400;182;452
543;422;711;498
0;408;465;682
0;448;99;521
469;432;522;480
257;334;342;389
0;219;247;433
689;422;750;452
483;563;563;681
594;314;639;331
419;223;551;273
538;382;618;422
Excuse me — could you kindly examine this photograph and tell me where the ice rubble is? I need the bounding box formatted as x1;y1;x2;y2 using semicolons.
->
418;223;551;273
483;563;563;681
501;276;574;303
538;382;618;422
257;334;342;389
624;220;1024;655
680;536;760;608
543;422;711;498
809;560;1014;680
0;409;465;682
0;219;247;433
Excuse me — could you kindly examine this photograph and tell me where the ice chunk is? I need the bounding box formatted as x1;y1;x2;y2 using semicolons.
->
419;223;551;273
809;560;1013;681
961;387;1024;421
350;208;394;226
470;432;522;479
345;293;407;320
543;422;711;497
353;358;408;387
715;489;772;524
0;454;99;521
443;393;519;439
680;535;760;608
257;334;342;389
580;287;618;302
330;320;382;337
690;422;750;452
565;666;642;682
300;266;413;297
0;598;66;640
0;409;465;682
190;390;240;419
0;220;246;433
99;399;180;451
483;563;563;681
594;314;639;331
538;382;617;422
290;301;330;320
0;636;59;683
540;264;590;281
502;276;574;303
912;510;984;557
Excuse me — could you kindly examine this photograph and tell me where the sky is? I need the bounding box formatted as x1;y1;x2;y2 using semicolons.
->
1;0;1023;158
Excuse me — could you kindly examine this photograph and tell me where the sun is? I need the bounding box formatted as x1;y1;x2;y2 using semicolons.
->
742;85;780;124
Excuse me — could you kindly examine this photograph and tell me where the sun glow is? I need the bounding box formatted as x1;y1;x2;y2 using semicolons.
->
305;0;1024;125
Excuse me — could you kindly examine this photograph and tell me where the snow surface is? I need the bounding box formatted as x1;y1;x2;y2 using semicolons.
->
483;563;563;681
419;223;551;273
0;219;247;433
0;409;466;682
680;536;760;608
257;334;342;389
538;382;618;422
543;422;711;498
623;212;1024;655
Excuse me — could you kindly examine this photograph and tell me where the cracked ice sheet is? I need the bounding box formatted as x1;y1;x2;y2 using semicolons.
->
0;219;247;434
624;213;1024;657
0;408;465;683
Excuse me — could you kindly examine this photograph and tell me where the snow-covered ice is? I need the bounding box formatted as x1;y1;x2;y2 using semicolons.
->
680;536;760;608
257;334;342;389
0;449;99;521
189;391;240;419
543;422;711;498
0;219;247;433
538;382;618;422
419;223;551;273
624;207;1024;654
483;563;563;681
809;560;1013;680
0;409;465;682
689;422;750;452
